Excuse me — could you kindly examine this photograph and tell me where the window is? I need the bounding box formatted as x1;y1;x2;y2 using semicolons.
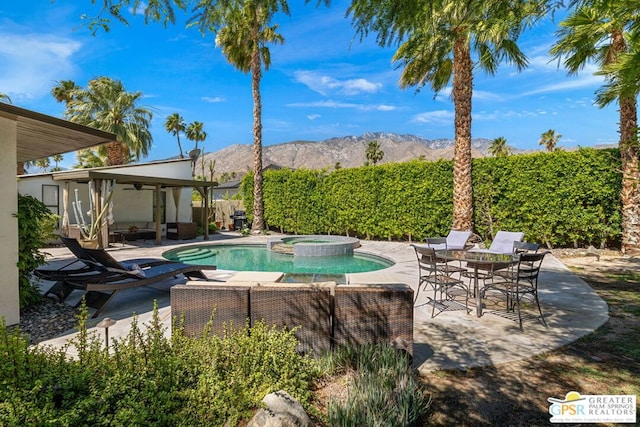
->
42;185;60;227
42;185;59;215
153;191;166;224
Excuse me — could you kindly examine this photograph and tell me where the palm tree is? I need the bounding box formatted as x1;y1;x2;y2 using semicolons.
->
348;0;552;231
186;121;207;155
75;148;108;168
63;77;152;166
365;140;384;165
190;0;293;233
488;137;511;157
50;154;64;172
538;129;561;152
165;113;186;158
51;80;79;105
551;1;640;253
34;157;51;173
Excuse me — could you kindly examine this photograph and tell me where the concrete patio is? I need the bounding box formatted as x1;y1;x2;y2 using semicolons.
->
36;232;609;374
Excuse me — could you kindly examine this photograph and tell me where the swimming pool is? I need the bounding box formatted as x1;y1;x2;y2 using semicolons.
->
163;244;394;274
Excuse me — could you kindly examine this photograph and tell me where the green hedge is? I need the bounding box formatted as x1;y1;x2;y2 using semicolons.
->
242;148;622;248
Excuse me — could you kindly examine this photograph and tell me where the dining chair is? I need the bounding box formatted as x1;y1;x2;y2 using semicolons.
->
411;245;469;317
493;241;541;281
486;231;524;253
483;252;548;330
422;237;467;276
463;231;525;287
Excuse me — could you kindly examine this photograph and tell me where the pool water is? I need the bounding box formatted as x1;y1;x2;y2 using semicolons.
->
163;244;394;274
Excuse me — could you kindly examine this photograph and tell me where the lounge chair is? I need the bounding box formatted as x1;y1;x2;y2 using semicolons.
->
38;236;180;301
42;241;216;318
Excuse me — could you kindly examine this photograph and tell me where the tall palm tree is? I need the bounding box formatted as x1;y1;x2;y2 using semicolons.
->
165;113;186;158
190;0;292;233
348;0;552;231
538;129;561;152
63;77;153;166
365;140;384;165
551;1;640;253
488;137;511;157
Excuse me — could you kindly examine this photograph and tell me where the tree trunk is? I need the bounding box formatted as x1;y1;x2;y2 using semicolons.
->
106;141;126;166
451;36;474;231
16;162;25;175
251;47;265;232
611;30;640;254
619;95;640;254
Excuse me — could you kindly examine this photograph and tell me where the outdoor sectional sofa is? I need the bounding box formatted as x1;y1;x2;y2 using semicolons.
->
170;281;414;357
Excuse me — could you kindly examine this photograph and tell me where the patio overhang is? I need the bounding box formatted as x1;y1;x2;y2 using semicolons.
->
51;170;218;244
0;103;117;163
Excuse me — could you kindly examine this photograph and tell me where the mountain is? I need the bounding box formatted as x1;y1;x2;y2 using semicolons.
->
201;132;497;178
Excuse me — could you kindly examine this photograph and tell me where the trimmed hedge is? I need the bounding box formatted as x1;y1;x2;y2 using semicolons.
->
242;148;622;248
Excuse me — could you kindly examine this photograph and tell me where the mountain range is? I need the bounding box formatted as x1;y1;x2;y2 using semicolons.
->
201;132;509;178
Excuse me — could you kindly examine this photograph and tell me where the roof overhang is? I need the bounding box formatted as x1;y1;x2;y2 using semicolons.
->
51;170;217;188
0;103;116;163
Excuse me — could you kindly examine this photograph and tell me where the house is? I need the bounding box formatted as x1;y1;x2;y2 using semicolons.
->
18;159;197;239
1;103;116;326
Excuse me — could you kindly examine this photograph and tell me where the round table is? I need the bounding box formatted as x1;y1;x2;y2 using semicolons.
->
436;249;517;317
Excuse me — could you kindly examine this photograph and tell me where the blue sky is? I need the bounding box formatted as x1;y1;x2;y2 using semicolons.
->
1;1;618;168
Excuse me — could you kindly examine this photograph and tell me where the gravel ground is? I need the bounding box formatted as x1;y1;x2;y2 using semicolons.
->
7;297;79;345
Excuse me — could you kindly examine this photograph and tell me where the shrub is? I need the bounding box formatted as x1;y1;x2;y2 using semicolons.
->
242;149;622;247
14;194;59;308
0;303;320;426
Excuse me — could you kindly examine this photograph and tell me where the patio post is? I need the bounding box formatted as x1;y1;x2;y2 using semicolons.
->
154;184;162;245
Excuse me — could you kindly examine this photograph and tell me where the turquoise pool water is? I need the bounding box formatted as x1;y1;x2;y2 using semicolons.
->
163;244;394;274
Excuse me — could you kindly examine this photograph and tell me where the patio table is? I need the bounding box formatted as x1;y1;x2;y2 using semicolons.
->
436;249;517;317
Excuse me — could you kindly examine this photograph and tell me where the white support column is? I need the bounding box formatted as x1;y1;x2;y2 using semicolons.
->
0;116;20;325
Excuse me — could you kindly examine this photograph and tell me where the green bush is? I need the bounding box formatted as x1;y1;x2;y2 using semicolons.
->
0;303;320;426
242;149;622;248
14;194;59;308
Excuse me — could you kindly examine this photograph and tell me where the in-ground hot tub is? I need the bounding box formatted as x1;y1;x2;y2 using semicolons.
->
267;235;361;257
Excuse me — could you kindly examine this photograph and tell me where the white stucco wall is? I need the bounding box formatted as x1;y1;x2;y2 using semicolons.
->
0;117;20;325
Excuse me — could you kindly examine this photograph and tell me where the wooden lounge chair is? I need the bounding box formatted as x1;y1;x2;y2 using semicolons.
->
46;244;216;318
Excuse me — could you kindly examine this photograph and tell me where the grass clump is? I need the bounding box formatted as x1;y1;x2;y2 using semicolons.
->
321;344;430;426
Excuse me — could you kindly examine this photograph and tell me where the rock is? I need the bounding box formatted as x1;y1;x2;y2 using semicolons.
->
247;390;312;427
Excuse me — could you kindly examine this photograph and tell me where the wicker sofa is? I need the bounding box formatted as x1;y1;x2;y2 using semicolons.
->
170;281;414;357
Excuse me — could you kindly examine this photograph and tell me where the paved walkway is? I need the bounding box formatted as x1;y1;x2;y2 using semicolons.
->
37;233;609;374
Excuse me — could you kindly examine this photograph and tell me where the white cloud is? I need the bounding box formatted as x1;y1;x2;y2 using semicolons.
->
201;96;226;103
522;64;603;96
307;114;321;120
412;110;454;124
0;32;81;100
287;99;397;111
294;70;382;96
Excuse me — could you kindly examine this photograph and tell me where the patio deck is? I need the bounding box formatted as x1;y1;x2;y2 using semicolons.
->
36;232;608;374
